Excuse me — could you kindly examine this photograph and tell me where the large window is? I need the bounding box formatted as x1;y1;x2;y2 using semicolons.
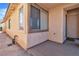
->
8;19;11;29
19;6;24;30
30;6;40;31
29;5;48;32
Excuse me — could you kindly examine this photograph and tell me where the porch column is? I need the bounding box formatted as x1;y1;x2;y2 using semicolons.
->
49;7;65;43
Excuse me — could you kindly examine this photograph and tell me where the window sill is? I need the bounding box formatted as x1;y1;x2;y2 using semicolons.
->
28;30;48;33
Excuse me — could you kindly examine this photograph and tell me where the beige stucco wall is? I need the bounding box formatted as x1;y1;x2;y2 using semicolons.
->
5;4;29;50
4;3;49;49
67;13;77;38
48;4;77;43
67;12;79;38
49;7;65;43
28;32;48;48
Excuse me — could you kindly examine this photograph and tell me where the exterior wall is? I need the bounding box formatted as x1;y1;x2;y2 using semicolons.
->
67;12;79;38
48;4;77;43
5;3;48;49
5;4;29;50
49;7;65;43
2;23;5;32
28;32;48;48
27;4;48;48
67;13;78;38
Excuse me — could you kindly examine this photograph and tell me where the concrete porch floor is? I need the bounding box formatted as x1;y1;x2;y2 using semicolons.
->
28;40;79;56
0;32;31;56
0;32;79;56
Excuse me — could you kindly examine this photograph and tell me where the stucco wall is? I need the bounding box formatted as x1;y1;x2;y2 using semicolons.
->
5;4;29;50
67;12;79;38
28;32;48;48
67;13;78;38
49;7;65;43
48;4;77;43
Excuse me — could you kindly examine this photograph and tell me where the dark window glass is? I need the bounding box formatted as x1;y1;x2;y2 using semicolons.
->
30;5;48;32
30;6;40;30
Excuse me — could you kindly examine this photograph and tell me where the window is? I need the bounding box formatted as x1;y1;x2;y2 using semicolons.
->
19;7;24;30
29;5;48;32
8;19;11;29
30;6;40;30
40;10;48;30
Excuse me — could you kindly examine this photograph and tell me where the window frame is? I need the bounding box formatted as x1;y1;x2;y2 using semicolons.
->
29;4;49;33
19;6;24;30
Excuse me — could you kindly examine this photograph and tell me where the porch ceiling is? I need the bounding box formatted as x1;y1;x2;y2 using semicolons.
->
37;3;68;10
37;3;79;11
65;4;79;11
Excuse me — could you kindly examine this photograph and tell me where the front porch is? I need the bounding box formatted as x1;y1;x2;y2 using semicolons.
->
0;32;79;56
0;3;79;56
28;40;79;56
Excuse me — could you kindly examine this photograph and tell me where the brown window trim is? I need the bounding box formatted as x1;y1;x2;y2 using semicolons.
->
29;4;49;33
29;30;48;33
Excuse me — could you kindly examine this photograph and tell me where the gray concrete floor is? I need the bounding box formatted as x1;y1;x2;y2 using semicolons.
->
28;40;79;56
0;32;31;56
0;32;79;56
